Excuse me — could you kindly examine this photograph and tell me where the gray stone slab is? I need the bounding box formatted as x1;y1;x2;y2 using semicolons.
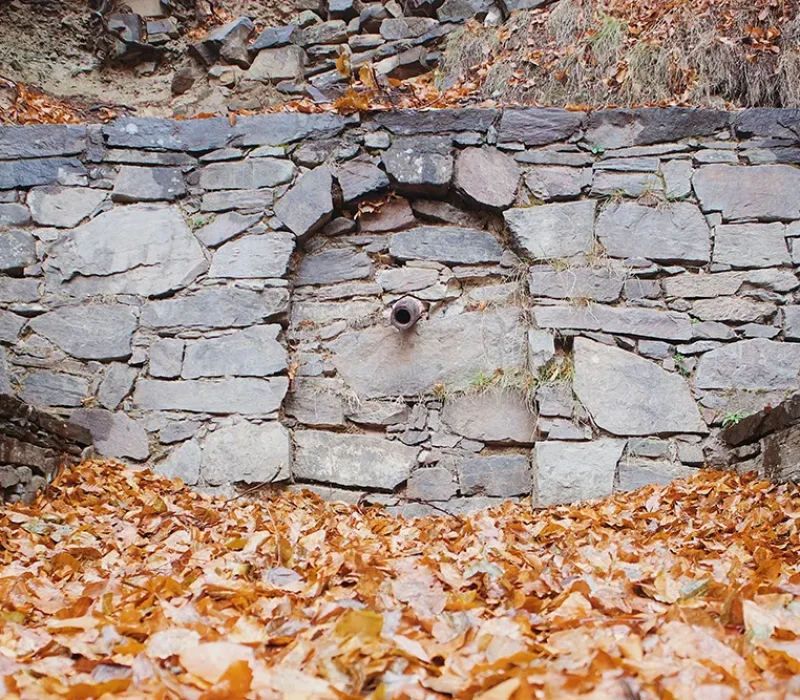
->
596;202;710;264
156;439;201;485
661;159;693;200
20;371;89;408
201;189;275;212
372;109;498;135
345;399;409;426
534;439;625;507
784;306;800;340
194;212;261;247
0;204;31;227
292;429;418;489
695;339;800;391
27;186;107;227
336;161;389;203
295;247;373;285
691;297;775;323
406;465;457;501
524;166;592;201
663;272;744;298
285;377;346;427
70;409;149;461
504;200;596;259
377;267;439;293
534;304;692;341
389;226;502;264
98;363;138;410
573;337;706;436
497;108;585;146
0;158;86;190
591;171;663;197
208;232;294;278
382;136;453;197
133;377;288;413
273;165;333;238
0;278;39;303
458;455;530;497
246;45;306;82
617;460;695;492
201;422;290;485
442;391;535;444
528;265;623;302
0;309;26;343
454;147;520;210
182;325;286;378
712;223;790;268
149;338;184;378
197;158;295;190
112;166;186;202
0;230;36;273
0;124;87;159
28;303;138;360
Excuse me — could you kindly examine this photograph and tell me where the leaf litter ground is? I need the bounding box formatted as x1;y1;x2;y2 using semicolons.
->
2;461;800;699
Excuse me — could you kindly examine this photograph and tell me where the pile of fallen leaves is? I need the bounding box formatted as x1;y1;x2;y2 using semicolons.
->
2;462;800;698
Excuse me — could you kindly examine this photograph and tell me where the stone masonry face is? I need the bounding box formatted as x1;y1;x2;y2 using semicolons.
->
0;107;799;512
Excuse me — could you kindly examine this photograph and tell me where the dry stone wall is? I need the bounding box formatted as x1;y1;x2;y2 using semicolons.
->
1;106;800;512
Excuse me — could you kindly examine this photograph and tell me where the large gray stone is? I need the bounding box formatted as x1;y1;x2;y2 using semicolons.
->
141;287;288;330
382;137;453;197
617;460;695;492
693;165;800;221
0;158;86;190
442;391;535;444
389;226;502;264
156;440;201;485
377;267;439;293
590;171;663;198
596;202;710;264
27;186;106;227
285;377;346;427
336;161;389;203
273;166;333;238
534;304;692;341
182;325;286;378
293;430;418;489
246;45;306;82
0;124;86;159
498;108;585;146
734;108;800;140
70;409;149;461
695;339;800;391
28;303;138;360
0;278;39;303
0;310;26;343
46;204;207;298
0;230;36;273
528;265;623;302
524;166;592;201
98;363;138;410
133;377;288;414
662;159;693;200
208;233;294;278
406;466;457;502
20;372;89;408
194;212;261;248
784;306;800;340
201;189;274;212
295;248;373;285
504;201;596;259
691;298;775;323
197;159;295;190
712;223;790;268
112;166;186;202
458;455;531;497
454;147;520;210
572;337;706;435
201;422;291;485
534;439;626;507
0;204;30;227
663;272;744;298
345;399;409;426
372;109;498;135
331;308;526;398
149;338;184;378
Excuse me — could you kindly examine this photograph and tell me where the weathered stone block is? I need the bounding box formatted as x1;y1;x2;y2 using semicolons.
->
182;325;286;378
524;166;592;201
0;157;86;190
504;201;596;259
112;166;186;202
149;338;184;378
98;363;138;410
133;377;288;414
20;372;89;408
454;147;520;210
70;409;149;461
458;454;531;497
201;422;290;485
534;305;692;341
194;212;261;248
295;248;373;285
0;230;36;273
382;136;453;197
0;125;86;159
712;223;790;268
406;465;457;501
498;108;585;146
442;391;536;444
285;377;345;427
335;161;389;203
156;439;201;485
389;226;502;264
197;159;295;190
528;265;623;302
695;339;800;391
616;460;695;492
27;186;106;228
208;233;294;278
273;165;333;238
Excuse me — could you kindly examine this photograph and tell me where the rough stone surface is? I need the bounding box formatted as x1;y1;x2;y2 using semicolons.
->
209;233;295;278
596;202;711;264
442;391;535;444
70;409;149;461
0;204;30;227
504;201;596;259
201;422;291;485
695;339;800;390
98;364;138;410
331;308;526;398
336;161;390;203
663;272;744;298
246;46;306;82
498;108;585;146
46;204;207;298
149;338;184;379
712;223;790;268
0;124;86;160
195;212;261;247
454;147;520;210
458;455;531;497
133;378;288;414
528;265;623;302
389;226;502;264
156;439;201;485
534;305;692;341
285;378;345;427
524;167;592;201
377;267;439;293
573;338;706;435
691;297;775;323
295;248;373;285
112;166;186;202
197;159;295;190
382;137;453;197
274;166;333;238
293;430;418;489
406;466;457;501
29;304;138;360
617;460;695;491
27;186;106;228
534;439;626;507
182;325;286;378
0;157;86;190
20;372;89;408
0;230;36;272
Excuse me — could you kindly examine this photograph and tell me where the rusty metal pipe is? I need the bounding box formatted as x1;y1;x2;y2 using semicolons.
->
390;296;424;331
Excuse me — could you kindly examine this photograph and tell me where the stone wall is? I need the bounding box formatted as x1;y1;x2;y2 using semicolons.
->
1;106;800;512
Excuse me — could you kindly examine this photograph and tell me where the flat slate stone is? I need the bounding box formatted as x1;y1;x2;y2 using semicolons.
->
0;309;26;343
663;272;744;298
524;166;592;201
712;223;790;268
201;422;290;485
195;212;261;247
201;189;275;212
372;109;499;135
442;391;535;444
389;226;502;264
498;108;585;146
70;409;149;461
0;157;86;190
359;198;417;232
133;377;288;414
596;202;710;264
0;278;40;303
112;166;186;202
46;204;207;298
335;161;389;203
274;165;333;238
20;371;89;408
573;337;706;436
382;137;453;197
331;308;526;398
411;199;486;229
156;440;201;485
693;164;800;221
377;266;439;293
662;159;693;199
141;287;288;330
733;108;800;140
691;297;775;323
208;232;295;278
197;158;295;190
528;265;623;302
246;45;306;82
458;455;531;497
617;460;695;492
534;439;626;507
534;304;692;341
591;171;663;198
182;325;286;378
695;339;800;391
295;247;373;285
28;303;138;360
27;186;106;227
149;338;184;378
293;429;418;489
406;466;457;502
0;230;36;273
0;124;86;159
285;377;346;427
454;147;520;210
0;204;31;227
504;201;596;259
98;363;138;410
